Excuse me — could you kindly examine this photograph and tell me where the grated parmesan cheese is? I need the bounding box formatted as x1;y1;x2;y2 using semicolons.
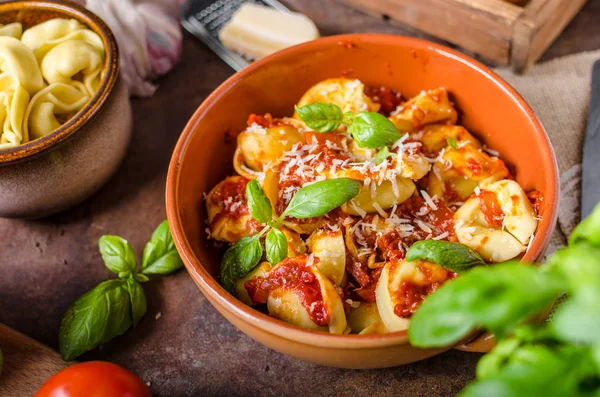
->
433;231;449;240
482;146;500;157
372;202;388;218
420;190;438;211
416;220;433;234
246;122;267;134
349;201;367;218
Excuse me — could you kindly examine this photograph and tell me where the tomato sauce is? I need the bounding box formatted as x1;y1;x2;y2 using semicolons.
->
392;263;456;318
466;158;482;175
277;144;350;213
210;177;263;234
365;86;404;116
245;256;330;326
303;131;345;146
396;196;456;241
527;190;544;216
377;230;405;262
246;113;283;128
477;190;505;228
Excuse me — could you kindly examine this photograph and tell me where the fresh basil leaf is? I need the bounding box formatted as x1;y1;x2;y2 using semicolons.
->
408;262;564;348
245;179;273;224
569;203;600;246
406;240;486;273
551;297;600;345
266;228;288;266
282;178;361;219
475;338;522;380
142;220;184;275
220;235;263;294
447;138;458;150
134;273;149;283
59;279;132;361
127;278;147;327
373;146;395;165
462;344;598;397
294;103;344;132
347;112;402;148
547;243;600;302
98;236;137;276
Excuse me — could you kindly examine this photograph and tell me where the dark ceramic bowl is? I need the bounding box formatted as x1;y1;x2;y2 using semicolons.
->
0;0;132;218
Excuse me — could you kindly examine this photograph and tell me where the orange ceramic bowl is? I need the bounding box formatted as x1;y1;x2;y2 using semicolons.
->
166;34;559;368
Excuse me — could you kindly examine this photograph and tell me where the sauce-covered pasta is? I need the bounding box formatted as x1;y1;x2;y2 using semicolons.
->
205;77;542;335
0;18;105;149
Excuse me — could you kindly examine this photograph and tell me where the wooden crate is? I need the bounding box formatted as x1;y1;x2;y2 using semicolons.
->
341;0;588;72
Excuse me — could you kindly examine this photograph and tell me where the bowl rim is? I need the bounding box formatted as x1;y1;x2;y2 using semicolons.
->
0;0;119;165
166;33;559;349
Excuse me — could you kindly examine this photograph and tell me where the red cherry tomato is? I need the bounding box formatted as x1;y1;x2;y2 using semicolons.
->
36;361;151;397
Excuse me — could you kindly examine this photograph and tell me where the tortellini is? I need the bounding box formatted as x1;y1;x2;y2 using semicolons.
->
24;83;89;140
0;37;43;94
243;256;347;334
416;124;481;155
0;23;23;39
428;143;509;201
454;179;538;262
235;123;303;174
389;87;457;130
0;74;29;148
41;40;104;97
347;302;385;334
207;78;543;335
0;18;105;148
307;229;346;286
343;177;415;216
295;78;380;115
21;18;103;63
206;176;263;243
376;259;454;332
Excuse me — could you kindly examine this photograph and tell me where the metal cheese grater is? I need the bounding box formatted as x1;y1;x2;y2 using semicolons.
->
181;0;292;71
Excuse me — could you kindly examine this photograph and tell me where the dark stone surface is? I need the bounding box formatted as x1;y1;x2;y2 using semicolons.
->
0;0;598;395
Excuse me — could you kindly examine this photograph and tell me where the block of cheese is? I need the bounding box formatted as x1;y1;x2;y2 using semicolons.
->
218;3;319;60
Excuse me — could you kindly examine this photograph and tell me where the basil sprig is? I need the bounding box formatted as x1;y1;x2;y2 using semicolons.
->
220;235;264;293
59;220;183;361
281;178;360;219
408;203;600;396
295;102;403;148
294;103;347;132
266;228;288;266
246;179;274;224
220;178;360;293
347;112;402;148
406;240;486;273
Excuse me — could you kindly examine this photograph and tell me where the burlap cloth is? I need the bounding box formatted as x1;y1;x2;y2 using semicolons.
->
494;50;600;256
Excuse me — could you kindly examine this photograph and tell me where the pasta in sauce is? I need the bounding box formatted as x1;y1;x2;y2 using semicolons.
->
0;18;105;149
206;77;542;335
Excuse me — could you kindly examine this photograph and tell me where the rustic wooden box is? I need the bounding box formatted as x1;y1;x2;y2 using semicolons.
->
341;0;588;72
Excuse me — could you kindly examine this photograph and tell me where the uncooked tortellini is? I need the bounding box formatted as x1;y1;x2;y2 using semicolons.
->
0;74;29;148
41;40;104;96
0;23;23;39
0;18;105;148
24;83;89;141
22;18;103;62
0;36;43;94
